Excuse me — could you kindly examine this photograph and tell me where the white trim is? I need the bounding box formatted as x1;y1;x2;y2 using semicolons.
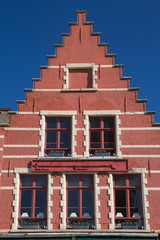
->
63;63;97;89
83;110;121;157
17;112;39;115
47;174;53;230
60;174;66;230
48;64;113;68
94;173;101;230
39;110;77;158
0;148;3;151
108;174;114;230
146;170;160;173
11;172;20;230
0;186;14;190
4;144;39;148
1;170;14;173
33;88;128;92
0;135;4;138
123;155;160;158
5;127;40;131
121;127;160;130
147;187;160;191
3;155;37;158
120;112;145;115
121;145;160;148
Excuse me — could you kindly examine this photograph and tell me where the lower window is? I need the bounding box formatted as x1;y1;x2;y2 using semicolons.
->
114;174;143;229
67;175;94;229
19;175;47;229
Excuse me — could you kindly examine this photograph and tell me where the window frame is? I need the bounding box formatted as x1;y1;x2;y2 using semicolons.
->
66;175;94;228
45;117;71;156
113;174;143;228
89;116;116;156
19;175;47;228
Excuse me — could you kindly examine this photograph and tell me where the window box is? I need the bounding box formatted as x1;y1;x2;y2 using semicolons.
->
23;221;39;229
72;221;89;229
95;150;110;156
121;222;138;229
48;150;65;157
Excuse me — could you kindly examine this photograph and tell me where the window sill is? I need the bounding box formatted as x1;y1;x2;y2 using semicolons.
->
61;88;97;92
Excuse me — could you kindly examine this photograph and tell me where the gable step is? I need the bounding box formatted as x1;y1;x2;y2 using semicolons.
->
98;43;109;47
47;55;56;58
24;89;33;92
54;44;63;47
91;32;101;36
32;78;41;81
121;76;131;80
152;123;160;127
39;66;48;69
136;99;147;103
16;100;26;104
128;87;139;91
61;33;70;36
145;111;156;115
106;53;116;57
113;64;124;68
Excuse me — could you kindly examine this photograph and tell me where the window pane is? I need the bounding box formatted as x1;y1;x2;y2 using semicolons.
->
90;131;100;142
68;189;78;207
129;175;140;187
104;117;114;128
115;190;126;207
60;118;71;129
20;208;31;217
82;189;93;207
36;175;47;187
104;131;114;142
68;175;79;187
115;175;126;186
21;176;33;187
47;118;57;129
35;190;46;207
90;143;100;148
104;142;114;148
90;117;100;128
35;208;46;218
21;190;32;207
60;131;70;148
68;208;79;218
47;131;57;143
115;208;126;218
82;175;93;187
82;207;93;218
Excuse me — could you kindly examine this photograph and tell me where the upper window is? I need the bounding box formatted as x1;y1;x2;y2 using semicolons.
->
67;175;94;229
19;175;47;229
45;117;71;157
89;116;115;156
114;175;143;229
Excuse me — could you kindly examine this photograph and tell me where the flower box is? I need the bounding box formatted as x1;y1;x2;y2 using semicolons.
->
23;224;39;229
95;152;110;156
72;225;89;229
49;151;64;157
121;225;138;229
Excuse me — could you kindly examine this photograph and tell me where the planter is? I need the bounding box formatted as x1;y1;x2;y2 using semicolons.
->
95;152;110;157
72;225;89;229
122;225;138;229
49;152;64;157
23;225;39;229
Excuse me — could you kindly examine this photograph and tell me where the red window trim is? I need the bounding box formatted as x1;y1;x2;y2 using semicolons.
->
45;117;71;154
66;175;94;225
113;174;143;223
89;116;116;155
19;175;47;227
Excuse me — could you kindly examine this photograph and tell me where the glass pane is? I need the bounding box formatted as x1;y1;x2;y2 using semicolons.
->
104;131;114;142
46;143;56;148
104;117;114;128
130;189;141;217
36;175;47;187
35;208;46;218
68;208;79;217
68;189;78;207
129;175;140;187
82;175;93;187
35;190;46;207
104;142;114;148
47;131;57;143
21;175;33;187
90;117;100;128
82;207;93;217
47;118;57;129
68;175;79;187
115;190;126;207
20;208;31;217
60;131;70;148
82;189;93;207
115;175;126;186
21;190;32;207
90;143;100;148
60;118;71;129
90;131;100;142
115;208;126;218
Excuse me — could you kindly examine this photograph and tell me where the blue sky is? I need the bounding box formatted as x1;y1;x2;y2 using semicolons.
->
0;0;160;122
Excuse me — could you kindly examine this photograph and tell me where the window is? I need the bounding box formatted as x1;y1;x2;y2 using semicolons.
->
45;117;71;156
19;175;47;229
90;117;115;156
114;175;143;229
67;175;94;228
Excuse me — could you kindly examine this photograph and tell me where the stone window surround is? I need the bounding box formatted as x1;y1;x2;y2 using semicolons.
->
39;110;77;158
63;63;98;89
107;168;150;230
83;110;122;158
11;168;53;231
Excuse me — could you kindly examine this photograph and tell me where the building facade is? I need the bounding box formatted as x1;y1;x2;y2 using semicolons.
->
0;10;159;240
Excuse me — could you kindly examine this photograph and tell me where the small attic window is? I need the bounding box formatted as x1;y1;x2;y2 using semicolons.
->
63;63;97;90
